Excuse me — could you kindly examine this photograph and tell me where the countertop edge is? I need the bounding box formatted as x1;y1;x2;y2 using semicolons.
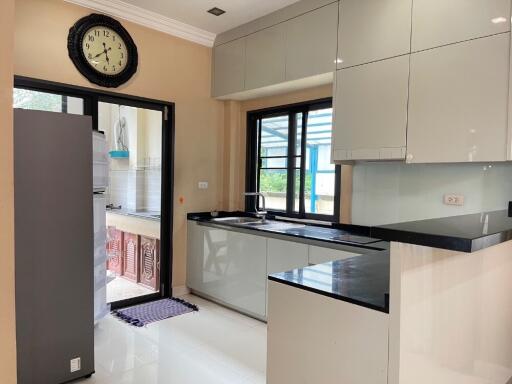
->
268;275;389;314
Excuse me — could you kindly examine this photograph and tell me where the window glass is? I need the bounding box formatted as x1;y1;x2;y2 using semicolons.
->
13;88;84;115
304;108;336;215
251;102;339;220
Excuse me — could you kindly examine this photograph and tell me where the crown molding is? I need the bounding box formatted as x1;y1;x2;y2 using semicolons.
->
64;0;216;47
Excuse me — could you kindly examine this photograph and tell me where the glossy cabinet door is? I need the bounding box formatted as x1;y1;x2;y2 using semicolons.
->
212;38;245;97
308;245;361;265
332;55;410;161
285;3;338;81
186;222;267;318
407;33;509;163
411;0;511;52
267;238;309;274
337;0;412;68
222;231;267;317
245;24;286;90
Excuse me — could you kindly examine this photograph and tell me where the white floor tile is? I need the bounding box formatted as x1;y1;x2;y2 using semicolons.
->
77;294;267;384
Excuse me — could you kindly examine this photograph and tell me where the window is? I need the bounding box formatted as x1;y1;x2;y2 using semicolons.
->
246;99;340;222
13;88;84;115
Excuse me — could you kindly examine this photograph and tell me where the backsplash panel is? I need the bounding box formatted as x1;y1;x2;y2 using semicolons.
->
351;162;512;226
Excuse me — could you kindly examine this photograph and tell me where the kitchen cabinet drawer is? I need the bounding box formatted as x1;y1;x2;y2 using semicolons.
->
245;24;286;90
308;245;362;265
332;55;409;161
267;238;309;274
212;38;245;97
285;3;338;81
338;0;412;68
407;34;509;163
411;0;511;52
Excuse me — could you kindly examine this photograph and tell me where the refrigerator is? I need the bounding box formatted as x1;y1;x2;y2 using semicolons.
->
14;109;95;383
93;131;110;323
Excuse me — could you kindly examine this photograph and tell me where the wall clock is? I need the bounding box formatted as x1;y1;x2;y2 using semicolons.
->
68;14;138;88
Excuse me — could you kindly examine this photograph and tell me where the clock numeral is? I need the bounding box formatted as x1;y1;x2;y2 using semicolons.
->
103;30;110;37
88;35;94;42
103;65;108;72
88;53;93;59
112;35;116;41
94;30;100;37
120;52;124;59
118;43;122;49
85;43;90;50
119;60;122;66
113;66;116;72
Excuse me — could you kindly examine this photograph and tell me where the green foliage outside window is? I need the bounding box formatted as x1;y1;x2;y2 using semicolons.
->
259;171;312;194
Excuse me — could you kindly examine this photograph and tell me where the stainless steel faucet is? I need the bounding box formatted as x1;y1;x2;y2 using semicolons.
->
243;192;267;222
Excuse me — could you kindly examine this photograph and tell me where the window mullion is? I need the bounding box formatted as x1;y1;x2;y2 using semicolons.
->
286;112;296;214
299;108;308;216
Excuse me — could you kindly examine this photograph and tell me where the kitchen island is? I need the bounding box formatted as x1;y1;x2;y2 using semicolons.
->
267;210;512;384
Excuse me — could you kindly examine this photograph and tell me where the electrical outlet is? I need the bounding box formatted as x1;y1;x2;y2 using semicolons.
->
198;181;208;190
70;357;81;373
443;194;465;206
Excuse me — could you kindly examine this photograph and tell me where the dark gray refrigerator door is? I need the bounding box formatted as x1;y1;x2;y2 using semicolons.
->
14;109;95;384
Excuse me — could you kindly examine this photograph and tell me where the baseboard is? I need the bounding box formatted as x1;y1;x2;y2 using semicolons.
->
172;285;190;297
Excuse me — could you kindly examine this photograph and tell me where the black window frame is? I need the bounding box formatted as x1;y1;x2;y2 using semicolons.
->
246;98;341;223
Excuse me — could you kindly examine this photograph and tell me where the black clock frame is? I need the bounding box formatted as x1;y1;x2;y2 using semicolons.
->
68;13;138;88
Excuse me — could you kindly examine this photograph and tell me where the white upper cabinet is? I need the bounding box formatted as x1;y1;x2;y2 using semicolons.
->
212;39;245;97
337;0;413;68
245;24;286;90
285;3;338;81
411;0;511;52
332;55;410;161
407;33;510;163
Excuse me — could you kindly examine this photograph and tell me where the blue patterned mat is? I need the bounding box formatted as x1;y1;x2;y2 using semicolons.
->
112;298;198;327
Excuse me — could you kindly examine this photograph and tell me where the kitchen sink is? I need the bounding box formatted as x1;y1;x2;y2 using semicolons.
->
211;216;264;225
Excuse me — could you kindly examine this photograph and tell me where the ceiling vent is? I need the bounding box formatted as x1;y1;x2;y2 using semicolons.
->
207;7;226;16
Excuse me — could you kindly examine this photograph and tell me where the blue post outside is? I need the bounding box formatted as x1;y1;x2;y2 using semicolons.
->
309;145;318;213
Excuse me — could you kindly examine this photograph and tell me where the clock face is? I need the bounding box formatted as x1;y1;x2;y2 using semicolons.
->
82;26;128;75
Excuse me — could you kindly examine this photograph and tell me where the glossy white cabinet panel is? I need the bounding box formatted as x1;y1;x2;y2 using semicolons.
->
285;3;338;81
411;0;511;52
186;222;267;318
212;38;245;97
267;281;389;384
267;238;309;274
332;55;409;161
407;34;509;163
337;0;412;68
222;231;267;317
245;24;286;90
308;245;361;265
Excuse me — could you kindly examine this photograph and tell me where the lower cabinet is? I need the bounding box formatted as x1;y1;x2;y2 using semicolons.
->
139;236;160;291
267;238;309;274
308;245;362;265
123;233;139;283
186;221;371;319
267;281;389;384
187;222;267;318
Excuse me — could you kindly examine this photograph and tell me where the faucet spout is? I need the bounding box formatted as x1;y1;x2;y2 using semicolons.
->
243;192;267;222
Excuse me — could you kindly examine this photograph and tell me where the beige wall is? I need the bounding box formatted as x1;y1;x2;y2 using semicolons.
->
0;0;17;383
14;0;226;288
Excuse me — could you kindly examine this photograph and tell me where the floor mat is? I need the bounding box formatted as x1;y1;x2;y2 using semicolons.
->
112;298;198;327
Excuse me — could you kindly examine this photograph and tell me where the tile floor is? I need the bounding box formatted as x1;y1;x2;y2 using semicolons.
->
107;276;155;303
78;294;267;384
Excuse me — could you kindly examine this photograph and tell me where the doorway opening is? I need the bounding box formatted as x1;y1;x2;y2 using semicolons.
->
13;76;174;312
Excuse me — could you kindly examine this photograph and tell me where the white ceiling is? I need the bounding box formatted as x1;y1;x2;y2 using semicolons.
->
120;0;302;34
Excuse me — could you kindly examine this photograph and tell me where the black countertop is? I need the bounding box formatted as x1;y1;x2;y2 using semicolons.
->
269;250;390;313
187;211;385;250
372;210;512;253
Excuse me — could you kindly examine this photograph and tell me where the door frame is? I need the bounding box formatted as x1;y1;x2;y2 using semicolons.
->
14;75;175;310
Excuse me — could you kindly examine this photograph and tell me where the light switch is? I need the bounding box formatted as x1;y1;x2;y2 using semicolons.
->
443;194;464;206
198;181;208;190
